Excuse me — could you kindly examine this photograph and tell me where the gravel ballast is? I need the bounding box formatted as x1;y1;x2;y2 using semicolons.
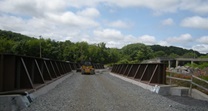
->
22;71;208;111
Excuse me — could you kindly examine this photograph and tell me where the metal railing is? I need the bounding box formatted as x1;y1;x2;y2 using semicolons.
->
167;71;208;95
111;63;166;84
0;54;78;94
92;63;105;69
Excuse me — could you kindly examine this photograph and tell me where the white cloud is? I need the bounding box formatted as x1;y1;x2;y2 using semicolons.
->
108;20;130;29
0;15;27;32
197;36;208;44
1;0;208;17
0;0;67;17
96;33;158;47
0;13;98;41
106;41;123;48
64;0;208;15
181;16;208;30
138;35;157;45
46;11;99;28
179;0;208;15
166;34;193;43
93;29;125;41
77;8;100;18
193;44;208;54
157;41;170;46
0;0;208;54
162;18;174;26
107;0;179;14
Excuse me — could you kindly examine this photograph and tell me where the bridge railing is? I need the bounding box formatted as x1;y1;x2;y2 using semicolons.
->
111;63;166;84
92;63;105;69
167;71;208;95
0;54;78;94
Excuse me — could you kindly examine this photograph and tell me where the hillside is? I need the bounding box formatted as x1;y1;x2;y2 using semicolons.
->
150;45;202;58
0;29;204;64
0;30;35;41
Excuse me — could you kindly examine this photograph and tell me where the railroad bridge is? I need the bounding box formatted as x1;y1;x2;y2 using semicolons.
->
0;54;208;111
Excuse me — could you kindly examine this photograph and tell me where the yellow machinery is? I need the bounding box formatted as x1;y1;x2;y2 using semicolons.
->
81;61;95;74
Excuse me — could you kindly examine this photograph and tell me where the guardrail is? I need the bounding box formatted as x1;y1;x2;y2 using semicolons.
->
111;63;166;84
92;63;105;69
167;71;208;95
0;54;78;94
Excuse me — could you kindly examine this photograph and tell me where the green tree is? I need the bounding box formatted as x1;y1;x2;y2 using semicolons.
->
106;48;121;64
182;52;197;58
0;38;15;53
12;40;28;55
122;43;153;63
199;54;208;58
153;51;167;58
26;39;40;57
168;53;179;58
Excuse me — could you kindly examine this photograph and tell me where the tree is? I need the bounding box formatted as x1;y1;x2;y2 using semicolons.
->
122;43;153;63
12;40;28;55
106;48;121;64
168;53;179;58
0;29;204;64
199;54;208;58
153;51;167;58
26;39;40;57
0;38;15;53
182;52;197;58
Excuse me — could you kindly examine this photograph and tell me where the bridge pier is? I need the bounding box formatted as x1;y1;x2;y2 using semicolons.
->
176;60;178;67
168;60;171;69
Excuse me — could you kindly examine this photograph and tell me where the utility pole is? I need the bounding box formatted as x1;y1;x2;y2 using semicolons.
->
39;35;42;58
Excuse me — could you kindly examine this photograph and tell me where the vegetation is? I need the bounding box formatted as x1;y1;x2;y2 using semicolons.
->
0;29;207;64
150;45;201;58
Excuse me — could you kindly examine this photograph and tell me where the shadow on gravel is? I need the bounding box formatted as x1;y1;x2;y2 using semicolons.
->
164;95;208;108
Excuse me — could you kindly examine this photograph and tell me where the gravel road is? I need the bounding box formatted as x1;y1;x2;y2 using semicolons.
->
22;70;208;111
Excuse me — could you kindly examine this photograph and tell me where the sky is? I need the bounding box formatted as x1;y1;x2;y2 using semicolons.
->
0;0;208;54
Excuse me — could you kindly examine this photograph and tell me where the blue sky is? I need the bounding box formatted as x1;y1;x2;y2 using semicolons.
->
0;0;208;53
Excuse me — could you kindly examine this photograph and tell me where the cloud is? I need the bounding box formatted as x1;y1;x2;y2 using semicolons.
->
157;41;170;46
107;0;208;15
0;0;208;54
93;29;158;47
1;0;208;18
0;0;67;17
92;28;139;48
181;16;208;30
193;44;208;54
65;0;208;15
46;11;99;28
138;35;157;45
197;36;208;44
162;18;174;26
107;0;179;14
179;0;208;15
77;8;100;18
108;20;130;29
0;13;98;41
166;33;193;43
93;29;124;41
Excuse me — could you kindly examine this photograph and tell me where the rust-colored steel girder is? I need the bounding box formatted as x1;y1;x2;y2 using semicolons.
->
0;54;78;94
92;63;105;69
111;63;166;84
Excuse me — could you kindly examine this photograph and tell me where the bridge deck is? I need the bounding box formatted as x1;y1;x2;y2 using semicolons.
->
22;71;208;111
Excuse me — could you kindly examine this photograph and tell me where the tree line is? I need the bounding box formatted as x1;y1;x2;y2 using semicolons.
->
0;29;205;64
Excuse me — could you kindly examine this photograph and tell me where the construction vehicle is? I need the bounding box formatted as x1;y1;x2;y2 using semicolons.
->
80;61;95;74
